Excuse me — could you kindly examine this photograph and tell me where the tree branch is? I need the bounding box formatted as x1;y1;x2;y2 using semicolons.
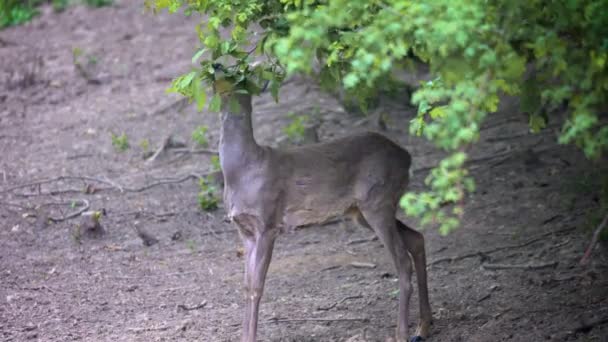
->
429;227;575;266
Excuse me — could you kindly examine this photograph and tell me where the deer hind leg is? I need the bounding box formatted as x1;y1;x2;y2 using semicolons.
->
358;205;414;342
396;220;431;340
353;210;431;340
350;208;374;231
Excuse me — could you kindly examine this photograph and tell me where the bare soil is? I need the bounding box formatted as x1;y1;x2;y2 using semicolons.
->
1;2;607;342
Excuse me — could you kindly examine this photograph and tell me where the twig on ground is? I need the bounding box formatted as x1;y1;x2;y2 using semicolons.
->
200;228;237;237
66;153;94;160
580;212;608;266
542;214;563;225
125;173;203;193
429;227;576;266
347;236;378;245
172;147;219;155
2;172;212;196
148;98;188;117
127;325;170;333
317;295;363;311
0;175;116;194
102;175;124;193
266;317;369;324
319;265;341;272
48;199;90;223
350;262;376;269
145;135;172;164
0;201;27;210
482;261;558;270
177;301;207;311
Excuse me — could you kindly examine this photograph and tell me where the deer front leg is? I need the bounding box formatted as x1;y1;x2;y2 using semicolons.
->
240;228;277;342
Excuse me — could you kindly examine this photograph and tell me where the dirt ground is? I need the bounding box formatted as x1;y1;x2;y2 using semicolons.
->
1;2;607;342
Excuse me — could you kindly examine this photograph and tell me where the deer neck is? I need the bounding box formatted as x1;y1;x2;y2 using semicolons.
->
218;94;263;174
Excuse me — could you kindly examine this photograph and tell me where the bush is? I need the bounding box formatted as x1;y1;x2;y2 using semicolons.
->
0;1;40;28
0;0;113;29
148;0;608;233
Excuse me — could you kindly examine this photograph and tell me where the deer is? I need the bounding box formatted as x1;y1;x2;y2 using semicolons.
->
214;69;431;342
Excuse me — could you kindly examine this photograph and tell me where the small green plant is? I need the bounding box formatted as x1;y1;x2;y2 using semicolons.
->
83;0;112;7
210;155;221;171
197;176;218;211
52;0;69;12
87;55;98;65
284;112;308;143
72;47;98;67
111;132;129;152
191;125;209;147
185;239;197;253
139;138;150;152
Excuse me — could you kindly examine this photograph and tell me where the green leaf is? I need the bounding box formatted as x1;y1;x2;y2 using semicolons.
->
343;73;359;88
180;71;196;88
191;48;206;64
529;113;546;133
270;79;280;103
209;94;222;112
429;106;446;119
193;78;207;112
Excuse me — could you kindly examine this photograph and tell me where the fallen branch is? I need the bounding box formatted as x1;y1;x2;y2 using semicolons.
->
1;172;213;196
350;262;376;269
48;199;90;223
124;173;202;193
127;325;170;333
148;98;188;117
266;317;369;324
429;227;575;266
177;300;207;311
580;212;608;266
0;175;115;194
145;135;172;164
199;228;237;237
317;295;363;311
0;201;27;210
347;236;378;245
172;147;219;155
482;261;558;270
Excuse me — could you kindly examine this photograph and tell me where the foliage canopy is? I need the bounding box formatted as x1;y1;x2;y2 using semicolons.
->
148;0;608;234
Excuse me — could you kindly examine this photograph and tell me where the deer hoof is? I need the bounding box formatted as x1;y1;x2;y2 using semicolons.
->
409;336;424;342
